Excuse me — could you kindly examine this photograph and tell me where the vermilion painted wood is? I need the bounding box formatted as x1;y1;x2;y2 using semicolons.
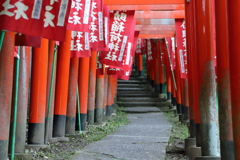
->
215;0;234;158
0;32;15;160
135;10;185;19
54;31;71;116
195;0;220;156
136;19;175;25
140;30;175;35
135;25;175;31
30;38;49;123
109;4;185;10
104;0;184;5
78;57;90;115
227;0;240;158
139;34;174;38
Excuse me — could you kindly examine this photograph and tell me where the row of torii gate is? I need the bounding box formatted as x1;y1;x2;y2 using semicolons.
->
0;0;239;160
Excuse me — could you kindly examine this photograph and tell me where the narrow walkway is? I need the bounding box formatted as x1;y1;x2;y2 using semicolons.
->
71;112;171;160
70;76;172;160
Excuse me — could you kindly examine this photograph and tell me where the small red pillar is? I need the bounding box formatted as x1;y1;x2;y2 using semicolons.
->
106;75;113;118
215;0;234;159
227;0;240;158
195;0;220;156
103;69;109;121
0;32;15;159
14;47;31;153
159;40;165;98
53;31;71;137
87;51;97;125
138;55;143;76
46;40;57;140
28;38;49;144
175;49;182;115
96;74;105;124
78;57;90;130
66;57;79;135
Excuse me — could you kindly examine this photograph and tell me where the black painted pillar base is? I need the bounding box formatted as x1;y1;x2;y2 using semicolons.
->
172;97;176;106
159;83;165;98
220;140;234;160
147;76;151;84
167;92;172;101
106;105;113;117
177;103;183;114
183;106;190;121
53;115;66;137
195;157;220;160
65;116;76;135
190;119;196;138
195;123;201;147
28;123;45;144
151;80;154;89
154;84;160;94
0;140;8;159
9;122;27;153
160;83;164;94
87;110;94;125
95;108;103;125
81;114;87;131
138;71;143;76
75;113;87;131
102;108;107;122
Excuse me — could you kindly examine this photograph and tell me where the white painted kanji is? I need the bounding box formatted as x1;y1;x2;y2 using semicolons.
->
180;20;186;29
105;11;128;62
76;40;83;51
71;12;81;24
72;0;83;11
50;0;58;5
90;22;97;31
76;31;83;39
14;0;29;20
0;0;14;17
105;52;112;60
44;6;55;27
90;32;98;42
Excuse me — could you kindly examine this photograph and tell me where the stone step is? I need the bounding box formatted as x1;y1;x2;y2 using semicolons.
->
129;77;146;80
117;101;170;107
117;90;156;95
117;87;151;91
118;80;147;84
122;107;161;113
117;84;151;88
117;93;158;98
118;97;163;102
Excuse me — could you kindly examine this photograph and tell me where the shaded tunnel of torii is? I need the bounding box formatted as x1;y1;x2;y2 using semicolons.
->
0;0;239;159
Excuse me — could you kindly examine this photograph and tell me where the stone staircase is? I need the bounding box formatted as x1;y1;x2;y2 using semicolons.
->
117;76;170;111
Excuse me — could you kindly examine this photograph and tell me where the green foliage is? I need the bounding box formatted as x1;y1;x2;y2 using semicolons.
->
30;108;129;159
84;109;129;143
163;111;189;144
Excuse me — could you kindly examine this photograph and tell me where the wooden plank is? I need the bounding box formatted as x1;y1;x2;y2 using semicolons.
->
135;10;185;19
104;0;184;5
109;4;185;10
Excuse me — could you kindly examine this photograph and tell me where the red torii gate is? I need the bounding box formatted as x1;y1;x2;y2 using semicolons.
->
0;0;235;160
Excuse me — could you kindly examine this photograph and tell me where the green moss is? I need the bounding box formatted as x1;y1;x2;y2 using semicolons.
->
163;111;189;144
